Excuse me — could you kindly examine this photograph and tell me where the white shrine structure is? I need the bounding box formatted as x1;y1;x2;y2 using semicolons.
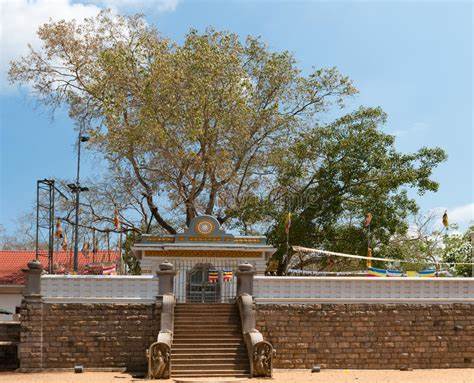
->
132;215;276;302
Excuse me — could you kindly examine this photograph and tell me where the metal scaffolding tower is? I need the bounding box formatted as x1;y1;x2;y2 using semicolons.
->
35;179;68;273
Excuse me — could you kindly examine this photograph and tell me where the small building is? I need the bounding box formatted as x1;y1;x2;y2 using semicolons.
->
0;250;120;320
133;215;276;303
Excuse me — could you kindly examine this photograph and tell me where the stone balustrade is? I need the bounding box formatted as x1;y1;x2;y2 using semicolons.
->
254;276;474;304
41;275;158;303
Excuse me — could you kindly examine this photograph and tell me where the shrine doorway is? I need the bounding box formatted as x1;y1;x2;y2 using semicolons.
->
186;263;220;303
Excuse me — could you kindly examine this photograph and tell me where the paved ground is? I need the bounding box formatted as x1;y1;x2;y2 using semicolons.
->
0;369;473;383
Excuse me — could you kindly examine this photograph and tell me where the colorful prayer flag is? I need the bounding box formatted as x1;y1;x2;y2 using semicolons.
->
55;219;63;239
418;269;436;277
61;233;68;251
364;213;372;227
114;208;121;230
223;270;233;282
284;212;292;235
208;269;219;283
367;266;387;277
442;211;449;228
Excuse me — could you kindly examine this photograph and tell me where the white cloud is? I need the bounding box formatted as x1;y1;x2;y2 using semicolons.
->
0;0;179;92
0;0;102;91
449;203;474;225
431;203;474;229
391;121;429;138
87;0;179;12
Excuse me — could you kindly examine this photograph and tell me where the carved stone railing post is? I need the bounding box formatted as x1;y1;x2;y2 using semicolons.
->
147;262;177;379
236;263;274;378
19;259;44;371
24;259;42;297
156;261;176;295
236;262;256;296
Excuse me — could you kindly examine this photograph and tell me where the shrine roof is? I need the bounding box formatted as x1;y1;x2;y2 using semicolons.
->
133;215;276;255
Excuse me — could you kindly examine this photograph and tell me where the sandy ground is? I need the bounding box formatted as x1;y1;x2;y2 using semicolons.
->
0;369;472;383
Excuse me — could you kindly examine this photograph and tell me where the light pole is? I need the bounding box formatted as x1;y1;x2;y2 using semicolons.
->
68;126;89;272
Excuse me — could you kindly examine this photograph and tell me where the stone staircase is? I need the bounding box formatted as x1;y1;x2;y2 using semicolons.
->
0;321;20;371
171;303;249;378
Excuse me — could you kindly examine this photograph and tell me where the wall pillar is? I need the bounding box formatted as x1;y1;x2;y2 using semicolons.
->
236;262;256;296
156;261;177;296
19;260;44;371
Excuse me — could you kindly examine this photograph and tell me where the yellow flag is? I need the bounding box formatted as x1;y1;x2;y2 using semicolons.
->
284;212;292;234
442;211;448;228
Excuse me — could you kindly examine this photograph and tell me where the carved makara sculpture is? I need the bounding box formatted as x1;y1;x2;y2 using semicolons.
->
253;341;273;377
147;342;170;379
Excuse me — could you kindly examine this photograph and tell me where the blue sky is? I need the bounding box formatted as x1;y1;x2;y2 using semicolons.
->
0;0;473;235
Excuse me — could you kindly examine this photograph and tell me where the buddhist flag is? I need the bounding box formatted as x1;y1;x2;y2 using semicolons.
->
366;247;373;268
364;213;373;227
55;219;63;239
208;269;219;283
284;212;292;235
442;211;448;228
61;233;68;251
81;242;90;257
113;208;121;230
223;270;233;282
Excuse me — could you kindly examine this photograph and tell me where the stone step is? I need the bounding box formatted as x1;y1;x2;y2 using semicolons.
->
175;324;240;328
174;334;241;339
172;371;249;378
175;311;238;315
176;304;236;308
174;326;240;331
175;309;237;313
175;308;237;312
174;336;241;341
172;351;247;357
174;336;242;342
173;342;243;347
173;349;246;354
173;357;248;364
172;343;244;349
173;378;248;383
174;329;241;335
0;341;17;347
175;317;240;323
174;328;242;336
173;303;245;378
173;363;249;371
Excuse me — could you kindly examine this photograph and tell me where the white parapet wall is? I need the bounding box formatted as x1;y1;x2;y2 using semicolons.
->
41;275;159;303
254;276;474;304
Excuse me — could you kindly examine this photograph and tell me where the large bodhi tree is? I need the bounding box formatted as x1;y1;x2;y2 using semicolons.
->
9;11;446;271
9;11;356;233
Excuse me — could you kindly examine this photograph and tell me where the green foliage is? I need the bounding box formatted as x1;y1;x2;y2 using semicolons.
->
8;11;448;274
9;11;356;233
442;226;473;277
266;108;446;273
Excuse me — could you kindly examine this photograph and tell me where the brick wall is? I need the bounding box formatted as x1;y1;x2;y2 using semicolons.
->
20;302;160;371
256;304;474;369
0;321;20;370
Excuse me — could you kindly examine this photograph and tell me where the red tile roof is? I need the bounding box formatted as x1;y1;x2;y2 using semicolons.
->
0;250;120;285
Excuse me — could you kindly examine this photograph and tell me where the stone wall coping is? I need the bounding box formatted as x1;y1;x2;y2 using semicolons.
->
255;276;474;281
41;274;157;280
42;297;158;304
0;321;20;325
255;297;474;304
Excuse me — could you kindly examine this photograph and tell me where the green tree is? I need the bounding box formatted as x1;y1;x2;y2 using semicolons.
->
8;11;447;272
442;226;473;277
265;108;446;273
9;11;356;233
